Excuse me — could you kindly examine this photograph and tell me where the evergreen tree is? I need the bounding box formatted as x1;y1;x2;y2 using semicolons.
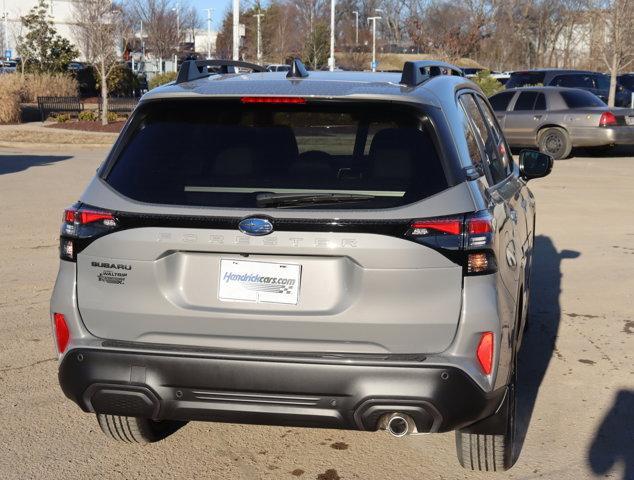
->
17;0;79;73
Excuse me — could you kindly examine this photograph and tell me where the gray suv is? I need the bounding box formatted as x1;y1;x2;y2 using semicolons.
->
51;59;552;471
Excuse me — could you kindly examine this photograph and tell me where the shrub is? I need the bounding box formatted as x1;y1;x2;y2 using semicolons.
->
148;71;177;90
97;64;139;97
22;73;79;102
53;113;71;123
107;111;119;123
472;70;504;97
78;110;98;122
0;75;23;124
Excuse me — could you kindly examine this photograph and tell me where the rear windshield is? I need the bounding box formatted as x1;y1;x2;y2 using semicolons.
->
620;75;634;90
560;90;606;108
506;72;545;88
104;100;448;209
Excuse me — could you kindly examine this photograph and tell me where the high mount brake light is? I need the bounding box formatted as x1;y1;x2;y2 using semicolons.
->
60;206;117;261
599;111;617;127
240;96;306;104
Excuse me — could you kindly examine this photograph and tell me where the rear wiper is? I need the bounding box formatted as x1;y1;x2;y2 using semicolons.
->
256;192;376;208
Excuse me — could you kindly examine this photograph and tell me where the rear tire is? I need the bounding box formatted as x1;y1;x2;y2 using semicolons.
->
538;127;572;160
455;355;518;471
96;414;186;444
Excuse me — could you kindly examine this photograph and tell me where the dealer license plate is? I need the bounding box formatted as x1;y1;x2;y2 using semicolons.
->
218;259;301;305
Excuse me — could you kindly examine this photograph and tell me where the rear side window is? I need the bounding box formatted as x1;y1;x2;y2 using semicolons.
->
560;90;606;108
534;93;546;110
104;100;448;209
551;74;593;88
506;72;545;88
489;91;515;112
513;92;539;111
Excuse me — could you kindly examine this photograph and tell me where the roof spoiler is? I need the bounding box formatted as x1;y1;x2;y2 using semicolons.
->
175;59;266;84
400;61;464;87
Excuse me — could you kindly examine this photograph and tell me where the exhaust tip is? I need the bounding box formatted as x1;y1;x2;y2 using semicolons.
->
378;412;417;437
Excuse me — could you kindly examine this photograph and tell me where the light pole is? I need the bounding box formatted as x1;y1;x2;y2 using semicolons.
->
254;12;264;63
139;21;145;60
232;0;239;60
328;0;335;71
204;8;213;59
367;15;381;72
1;9;8;58
352;10;358;45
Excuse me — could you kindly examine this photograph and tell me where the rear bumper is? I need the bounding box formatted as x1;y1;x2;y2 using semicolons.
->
570;125;634;147
59;347;505;433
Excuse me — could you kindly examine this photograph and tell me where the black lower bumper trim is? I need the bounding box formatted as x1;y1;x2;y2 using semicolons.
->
59;348;505;433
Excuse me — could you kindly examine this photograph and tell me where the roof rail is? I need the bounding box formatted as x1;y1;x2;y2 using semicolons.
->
286;58;309;79
175;59;266;84
400;60;464;87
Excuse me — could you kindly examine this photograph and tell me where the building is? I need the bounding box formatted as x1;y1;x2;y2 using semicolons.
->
1;0;78;59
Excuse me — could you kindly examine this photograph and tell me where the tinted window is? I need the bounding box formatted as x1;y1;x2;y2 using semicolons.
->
459;94;508;184
489;91;515;112
619;75;634;90
534;93;546;110
560;90;606;108
506;71;545;88
552;74;594;88
513;92;539;111
105;100;448;209
595;75;610;90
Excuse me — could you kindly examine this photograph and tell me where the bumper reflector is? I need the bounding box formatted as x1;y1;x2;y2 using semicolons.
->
476;332;494;375
53;313;70;354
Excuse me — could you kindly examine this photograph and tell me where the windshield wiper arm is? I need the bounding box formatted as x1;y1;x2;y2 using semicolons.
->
256;192;376;208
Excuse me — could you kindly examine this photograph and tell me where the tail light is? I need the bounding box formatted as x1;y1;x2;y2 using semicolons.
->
240;96;306;104
60;204;117;261
599;111;617;127
53;313;70;354
407;211;497;275
476;332;494;375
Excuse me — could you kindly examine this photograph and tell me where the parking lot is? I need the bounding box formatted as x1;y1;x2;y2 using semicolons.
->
0;145;632;480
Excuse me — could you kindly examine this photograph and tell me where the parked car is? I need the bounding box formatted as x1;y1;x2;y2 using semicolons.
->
548;72;632;107
506;69;593;88
266;63;291;72
618;73;634;105
0;60;17;74
51;59;553;472
489;86;634;159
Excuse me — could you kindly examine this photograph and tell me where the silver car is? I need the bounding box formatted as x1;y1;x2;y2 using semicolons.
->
51;59;552;471
490;86;634;159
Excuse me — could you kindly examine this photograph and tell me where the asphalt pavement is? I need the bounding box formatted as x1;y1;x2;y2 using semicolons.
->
0;146;632;480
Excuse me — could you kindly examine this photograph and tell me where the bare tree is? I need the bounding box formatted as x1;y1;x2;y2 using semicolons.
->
72;0;122;125
129;0;178;69
595;0;634;105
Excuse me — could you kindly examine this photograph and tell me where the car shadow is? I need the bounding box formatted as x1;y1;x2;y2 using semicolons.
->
0;154;72;175
588;389;634;480
513;235;580;463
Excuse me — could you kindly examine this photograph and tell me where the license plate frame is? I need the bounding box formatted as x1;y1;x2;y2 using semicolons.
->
218;259;301;305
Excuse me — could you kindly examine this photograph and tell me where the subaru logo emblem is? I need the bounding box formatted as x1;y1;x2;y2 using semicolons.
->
238;217;274;236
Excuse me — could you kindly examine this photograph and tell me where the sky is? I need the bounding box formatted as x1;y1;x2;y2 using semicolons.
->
189;0;239;29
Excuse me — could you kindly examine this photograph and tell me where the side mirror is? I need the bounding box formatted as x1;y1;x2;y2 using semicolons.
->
519;150;553;181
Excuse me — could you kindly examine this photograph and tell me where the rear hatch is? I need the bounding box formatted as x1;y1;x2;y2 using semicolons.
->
71;98;474;354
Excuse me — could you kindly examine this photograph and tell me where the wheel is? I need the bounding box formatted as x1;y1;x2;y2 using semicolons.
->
455;353;518;471
538;127;572;160
96;414;186;444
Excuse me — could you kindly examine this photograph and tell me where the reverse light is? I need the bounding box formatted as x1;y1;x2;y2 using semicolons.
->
476;332;494;375
467;252;490;274
599;111;617;127
240;96;306;104
53;313;70;354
